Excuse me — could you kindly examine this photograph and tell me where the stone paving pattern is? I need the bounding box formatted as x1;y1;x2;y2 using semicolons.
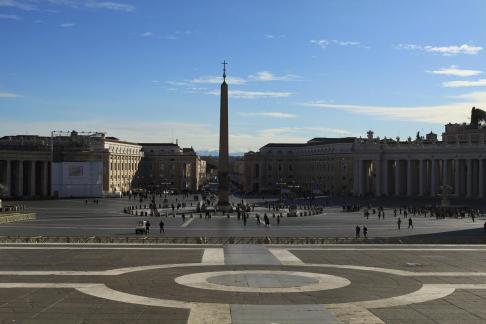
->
0;245;485;323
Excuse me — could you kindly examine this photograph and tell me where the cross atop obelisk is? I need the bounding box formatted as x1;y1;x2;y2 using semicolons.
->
217;60;231;211
222;60;228;81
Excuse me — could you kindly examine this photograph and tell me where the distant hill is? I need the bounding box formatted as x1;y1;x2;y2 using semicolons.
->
196;149;245;157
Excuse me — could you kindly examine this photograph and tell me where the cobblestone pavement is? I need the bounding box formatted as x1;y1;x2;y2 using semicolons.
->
0;197;484;238
0;244;486;323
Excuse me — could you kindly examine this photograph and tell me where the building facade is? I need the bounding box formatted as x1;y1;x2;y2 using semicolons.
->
0;136;51;199
243;119;486;200
354;125;486;199
0;132;143;198
242;138;355;195
139;143;206;192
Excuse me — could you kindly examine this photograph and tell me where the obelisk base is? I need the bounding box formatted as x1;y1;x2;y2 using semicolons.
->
216;201;233;212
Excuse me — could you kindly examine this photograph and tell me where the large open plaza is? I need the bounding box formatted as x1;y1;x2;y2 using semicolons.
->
0;196;484;241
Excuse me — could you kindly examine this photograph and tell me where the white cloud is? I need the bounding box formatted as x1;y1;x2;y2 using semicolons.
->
164;80;188;86
238;112;297;118
442;79;486;88
311;39;364;49
397;43;482;56
191;75;247;85
303;92;486;124
332;40;360;46
428;65;482;77
0;119;339;152
310;39;329;49
0;13;20;19
207;90;292;99
60;22;75;27
84;1;134;12
0;0;37;11
2;0;135;12
248;71;302;82
265;34;285;39
141;31;153;37
0;92;22;98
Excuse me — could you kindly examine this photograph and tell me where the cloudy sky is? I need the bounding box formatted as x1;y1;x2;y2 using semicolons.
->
1;0;485;153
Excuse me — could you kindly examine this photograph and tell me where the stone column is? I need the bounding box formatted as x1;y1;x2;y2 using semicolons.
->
479;159;484;199
442;159;448;189
358;159;365;196
30;161;36;197
5;160;11;197
466;159;472;198
42;161;49;197
418;159;425;196
394;160;400;196
382;159;389;196
374;159;381;196
17;160;23;197
406;159;413;196
353;160;359;195
454;159;461;197
430;159;437;197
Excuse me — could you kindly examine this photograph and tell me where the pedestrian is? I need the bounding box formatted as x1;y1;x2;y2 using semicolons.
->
159;220;164;233
363;226;368;238
397;218;402;230
146;220;151;234
484;221;486;235
85;200;88;205
264;214;270;228
355;225;360;238
277;214;280;225
256;214;261;225
408;218;413;229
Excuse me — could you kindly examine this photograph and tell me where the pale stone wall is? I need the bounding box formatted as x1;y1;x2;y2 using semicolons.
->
105;140;143;193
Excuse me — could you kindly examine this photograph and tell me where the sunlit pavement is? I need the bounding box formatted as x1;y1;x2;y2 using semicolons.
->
0;197;484;239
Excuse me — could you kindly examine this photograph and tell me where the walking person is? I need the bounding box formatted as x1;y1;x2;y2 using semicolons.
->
159;220;164;233
397;218;402;230
408;218;413;229
146;220;151;234
264;214;270;228
355;225;361;238
363;225;368;238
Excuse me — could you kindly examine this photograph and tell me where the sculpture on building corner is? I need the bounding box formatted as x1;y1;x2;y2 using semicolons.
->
470;106;486;129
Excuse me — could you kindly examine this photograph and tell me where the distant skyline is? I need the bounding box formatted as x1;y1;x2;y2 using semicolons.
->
1;0;486;153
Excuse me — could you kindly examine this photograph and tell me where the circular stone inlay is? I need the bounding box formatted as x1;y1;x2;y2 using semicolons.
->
208;273;318;288
174;270;351;293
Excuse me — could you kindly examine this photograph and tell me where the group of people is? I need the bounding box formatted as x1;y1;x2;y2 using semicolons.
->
355;225;368;238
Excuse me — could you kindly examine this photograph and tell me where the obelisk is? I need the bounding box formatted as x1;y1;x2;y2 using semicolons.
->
217;61;231;210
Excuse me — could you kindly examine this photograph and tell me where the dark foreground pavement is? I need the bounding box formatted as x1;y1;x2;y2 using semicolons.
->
0;244;486;323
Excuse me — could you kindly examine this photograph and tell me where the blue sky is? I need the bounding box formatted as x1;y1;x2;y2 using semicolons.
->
1;0;486;153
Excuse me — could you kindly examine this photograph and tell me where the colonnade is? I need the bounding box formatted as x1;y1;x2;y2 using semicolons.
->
0;160;50;198
354;158;485;199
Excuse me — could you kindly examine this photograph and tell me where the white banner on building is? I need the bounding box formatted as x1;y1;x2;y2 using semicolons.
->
51;161;103;198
